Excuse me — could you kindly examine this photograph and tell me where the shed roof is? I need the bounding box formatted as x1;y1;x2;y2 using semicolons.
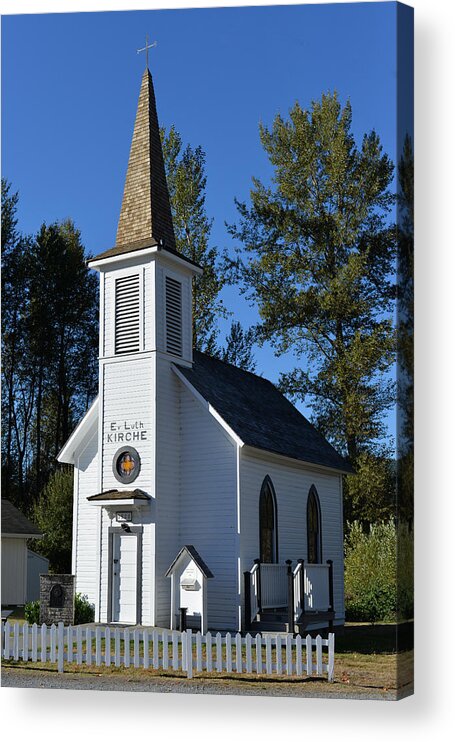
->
177;351;352;474
165;545;214;579
1;500;42;537
87;489;151;502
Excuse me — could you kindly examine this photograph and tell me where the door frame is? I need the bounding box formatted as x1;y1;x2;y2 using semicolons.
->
107;526;143;624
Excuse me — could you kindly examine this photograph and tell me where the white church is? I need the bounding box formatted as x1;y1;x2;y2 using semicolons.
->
58;64;351;634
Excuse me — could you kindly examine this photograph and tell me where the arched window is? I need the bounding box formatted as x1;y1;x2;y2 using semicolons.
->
259;477;278;563
307;486;322;563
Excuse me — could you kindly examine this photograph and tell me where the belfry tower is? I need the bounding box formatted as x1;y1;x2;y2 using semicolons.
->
85;66;201;625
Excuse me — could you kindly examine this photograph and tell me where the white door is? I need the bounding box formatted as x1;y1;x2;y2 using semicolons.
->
111;532;137;623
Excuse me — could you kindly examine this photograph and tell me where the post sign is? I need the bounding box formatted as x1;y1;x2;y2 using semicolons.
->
116;511;133;523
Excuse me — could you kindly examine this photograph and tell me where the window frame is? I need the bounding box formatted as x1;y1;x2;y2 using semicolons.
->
259;475;278;564
306;485;322;564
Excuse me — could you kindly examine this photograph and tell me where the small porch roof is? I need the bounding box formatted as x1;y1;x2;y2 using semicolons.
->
87;489;151;507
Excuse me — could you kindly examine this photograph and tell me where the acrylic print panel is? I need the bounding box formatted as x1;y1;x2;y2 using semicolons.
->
1;1;413;702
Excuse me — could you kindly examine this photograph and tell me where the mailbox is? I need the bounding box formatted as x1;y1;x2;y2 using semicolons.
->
166;545;214;634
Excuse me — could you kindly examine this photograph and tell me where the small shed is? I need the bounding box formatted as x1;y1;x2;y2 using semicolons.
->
165;545;214;634
27;550;49;602
1;500;43;606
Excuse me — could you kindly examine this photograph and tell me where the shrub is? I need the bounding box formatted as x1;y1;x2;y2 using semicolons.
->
23;593;95;625
74;593;95;624
24;600;40;624
344;521;395;622
344;520;413;623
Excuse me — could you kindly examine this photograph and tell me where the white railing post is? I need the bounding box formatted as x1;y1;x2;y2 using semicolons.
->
13;622;20;660
22;622;29;662
327;632;335;682
57;622;64;673
186;629;193;679
4;622;11;660
32;623;38;662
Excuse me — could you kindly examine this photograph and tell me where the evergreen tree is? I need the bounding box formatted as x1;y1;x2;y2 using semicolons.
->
161;126;227;353
220;321;257;372
1;184;98;508
1;180;34;505
228;92;396;518
27;220;99;496
30;467;74;573
397;134;414;524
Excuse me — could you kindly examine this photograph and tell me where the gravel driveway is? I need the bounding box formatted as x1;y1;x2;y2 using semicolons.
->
1;666;392;700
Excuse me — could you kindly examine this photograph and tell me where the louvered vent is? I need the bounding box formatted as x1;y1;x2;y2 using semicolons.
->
165;276;182;356
115;274;140;354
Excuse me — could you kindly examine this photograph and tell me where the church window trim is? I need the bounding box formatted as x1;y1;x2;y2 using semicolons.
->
307;485;322;564
259;475;278;564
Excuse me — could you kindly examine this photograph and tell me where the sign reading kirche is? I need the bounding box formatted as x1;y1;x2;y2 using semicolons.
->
104;420;148;444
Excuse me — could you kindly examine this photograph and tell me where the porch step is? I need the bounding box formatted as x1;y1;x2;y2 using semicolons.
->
297;610;335;630
250;609;335;634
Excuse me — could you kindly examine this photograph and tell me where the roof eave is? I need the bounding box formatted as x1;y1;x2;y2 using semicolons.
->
57;397;99;464
87;244;203;275
242;444;353;476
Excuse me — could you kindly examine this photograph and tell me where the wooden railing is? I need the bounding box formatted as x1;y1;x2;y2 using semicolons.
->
293;560;334;620
244;558;334;630
260;563;288;609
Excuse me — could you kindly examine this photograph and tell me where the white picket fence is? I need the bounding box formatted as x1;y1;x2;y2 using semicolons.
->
1;622;335;681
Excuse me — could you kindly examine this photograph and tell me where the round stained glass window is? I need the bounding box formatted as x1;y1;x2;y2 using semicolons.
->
113;446;141;484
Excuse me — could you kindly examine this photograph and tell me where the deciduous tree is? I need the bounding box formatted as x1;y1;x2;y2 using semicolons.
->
228;93;396;519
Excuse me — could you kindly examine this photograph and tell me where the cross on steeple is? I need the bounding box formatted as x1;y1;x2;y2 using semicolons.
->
137;34;157;70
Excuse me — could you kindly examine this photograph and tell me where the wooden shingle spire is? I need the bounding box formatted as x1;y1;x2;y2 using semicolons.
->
115;68;176;251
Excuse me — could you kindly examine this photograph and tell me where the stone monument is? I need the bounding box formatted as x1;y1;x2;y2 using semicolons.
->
39;574;75;625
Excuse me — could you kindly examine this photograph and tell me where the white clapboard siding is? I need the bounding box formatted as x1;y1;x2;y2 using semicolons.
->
74;429;99;605
240;449;345;625
4;623;336;680
177;382;239;631
155;355;182;627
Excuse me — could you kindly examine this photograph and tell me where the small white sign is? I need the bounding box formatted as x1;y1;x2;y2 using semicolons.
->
116;511;133;523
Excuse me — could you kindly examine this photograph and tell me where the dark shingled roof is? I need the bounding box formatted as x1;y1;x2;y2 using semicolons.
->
1;500;42;536
87;489;151;502
177;352;352;474
165;545;214;579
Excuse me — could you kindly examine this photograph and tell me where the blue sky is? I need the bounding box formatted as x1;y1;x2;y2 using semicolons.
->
2;2;399;442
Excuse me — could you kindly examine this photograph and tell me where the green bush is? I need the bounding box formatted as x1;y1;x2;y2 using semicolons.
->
24;600;40;624
344;520;413;623
74;593;95;624
24;593;95;625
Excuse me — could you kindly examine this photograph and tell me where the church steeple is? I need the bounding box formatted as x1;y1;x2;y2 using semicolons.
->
115;68;176;252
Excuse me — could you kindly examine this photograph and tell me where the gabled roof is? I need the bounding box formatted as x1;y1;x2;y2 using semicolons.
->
176;351;352;474
1;500;42;537
165;545;214;578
